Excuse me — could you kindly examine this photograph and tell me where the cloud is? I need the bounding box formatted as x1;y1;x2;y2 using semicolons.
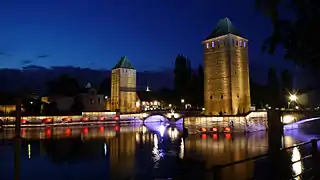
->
21;60;32;65
37;55;49;59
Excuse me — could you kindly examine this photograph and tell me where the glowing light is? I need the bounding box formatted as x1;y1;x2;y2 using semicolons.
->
99;126;104;133
83;128;89;134
179;138;184;159
295;106;299;110
225;133;231;139
158;125;165;137
212;127;218;132
21;119;27;124
213;134;218;140
115;125;119;131
99;117;105;121
82;117;88;121
135;133;140;143
169;104;172;107
136;101;140;107
65;128;71;137
292;147;303;179
114;116;119;120
141;125;147;134
28;144;31;159
202;107;205;111
201;134;207;139
224;127;231;133
45;128;51;137
168;127;179;140
289;94;298;102
181;99;185;103
104;143;107;156
200;128;207;132
282;115;296;124
142;113;148;118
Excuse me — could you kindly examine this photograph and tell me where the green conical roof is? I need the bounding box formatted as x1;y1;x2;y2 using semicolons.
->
205;17;241;40
113;56;135;69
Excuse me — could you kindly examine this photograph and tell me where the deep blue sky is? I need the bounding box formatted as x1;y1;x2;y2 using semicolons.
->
0;0;293;71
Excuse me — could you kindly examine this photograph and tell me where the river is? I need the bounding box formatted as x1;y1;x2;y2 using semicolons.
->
0;121;319;180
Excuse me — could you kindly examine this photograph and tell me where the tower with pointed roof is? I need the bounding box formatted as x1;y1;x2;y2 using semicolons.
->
111;56;137;113
203;17;250;115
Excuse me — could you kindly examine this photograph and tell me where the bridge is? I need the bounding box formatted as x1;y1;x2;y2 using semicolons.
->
0;109;190;128
120;110;186;122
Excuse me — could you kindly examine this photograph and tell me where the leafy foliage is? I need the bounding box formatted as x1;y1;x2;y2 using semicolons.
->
256;0;320;71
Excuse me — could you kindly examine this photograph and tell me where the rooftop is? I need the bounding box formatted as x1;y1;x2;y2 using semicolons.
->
113;56;135;70
205;17;241;40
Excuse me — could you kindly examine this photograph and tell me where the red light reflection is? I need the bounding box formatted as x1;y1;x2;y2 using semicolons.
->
21;119;27;124
45;128;52;137
201;134;207;139
225;133;231;140
114;116;119;121
21;129;26;136
99;126;104;133
115;125;119;131
212;134;218;140
83;128;89;134
65;128;71;137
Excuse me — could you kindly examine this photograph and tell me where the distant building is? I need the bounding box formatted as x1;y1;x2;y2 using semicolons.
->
78;86;105;112
203;17;251;115
111;56;137;113
136;91;161;111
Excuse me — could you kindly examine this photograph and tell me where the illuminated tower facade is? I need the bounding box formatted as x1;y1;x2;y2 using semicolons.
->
111;56;137;113
203;17;250;115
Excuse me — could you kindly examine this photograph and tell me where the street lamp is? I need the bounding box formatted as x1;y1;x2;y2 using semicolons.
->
288;94;298;109
289;94;298;102
181;99;185;103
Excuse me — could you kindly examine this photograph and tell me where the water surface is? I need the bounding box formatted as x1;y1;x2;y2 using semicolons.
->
0;122;318;180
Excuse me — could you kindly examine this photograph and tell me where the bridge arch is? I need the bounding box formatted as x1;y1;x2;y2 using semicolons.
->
284;117;320;130
144;114;170;123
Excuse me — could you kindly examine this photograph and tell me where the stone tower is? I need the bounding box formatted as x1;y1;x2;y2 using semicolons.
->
203;17;250;115
111;56;137;113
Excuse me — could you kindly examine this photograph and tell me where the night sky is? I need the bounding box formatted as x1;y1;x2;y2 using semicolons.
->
0;0;294;71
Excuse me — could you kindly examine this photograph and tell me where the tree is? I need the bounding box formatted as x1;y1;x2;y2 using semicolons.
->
280;69;293;106
98;77;111;96
71;96;85;114
173;55;192;102
47;74;80;96
281;70;293;92
256;0;320;71
266;68;281;107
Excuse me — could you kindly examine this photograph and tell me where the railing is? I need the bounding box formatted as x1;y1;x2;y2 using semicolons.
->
212;138;320;180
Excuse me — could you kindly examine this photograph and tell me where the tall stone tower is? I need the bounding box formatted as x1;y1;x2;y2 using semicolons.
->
203;17;250;115
111;56;137;113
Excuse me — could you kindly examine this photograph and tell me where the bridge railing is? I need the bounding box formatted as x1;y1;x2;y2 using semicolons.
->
211;138;320;180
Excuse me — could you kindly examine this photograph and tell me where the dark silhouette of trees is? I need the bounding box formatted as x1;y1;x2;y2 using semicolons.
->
47;74;80;96
266;68;281;108
250;78;267;109
174;55;192;101
280;70;293;106
281;70;293;92
98;77;111;96
71;96;85;115
42;102;58;115
173;55;204;108
256;0;320;71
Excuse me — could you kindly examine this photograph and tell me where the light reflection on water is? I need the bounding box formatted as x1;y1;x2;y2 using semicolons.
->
0;123;318;180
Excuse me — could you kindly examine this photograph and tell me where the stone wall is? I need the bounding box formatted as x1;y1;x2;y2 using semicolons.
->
184;111;267;133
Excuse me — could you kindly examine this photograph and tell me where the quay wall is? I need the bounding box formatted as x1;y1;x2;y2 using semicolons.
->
184;111;268;133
